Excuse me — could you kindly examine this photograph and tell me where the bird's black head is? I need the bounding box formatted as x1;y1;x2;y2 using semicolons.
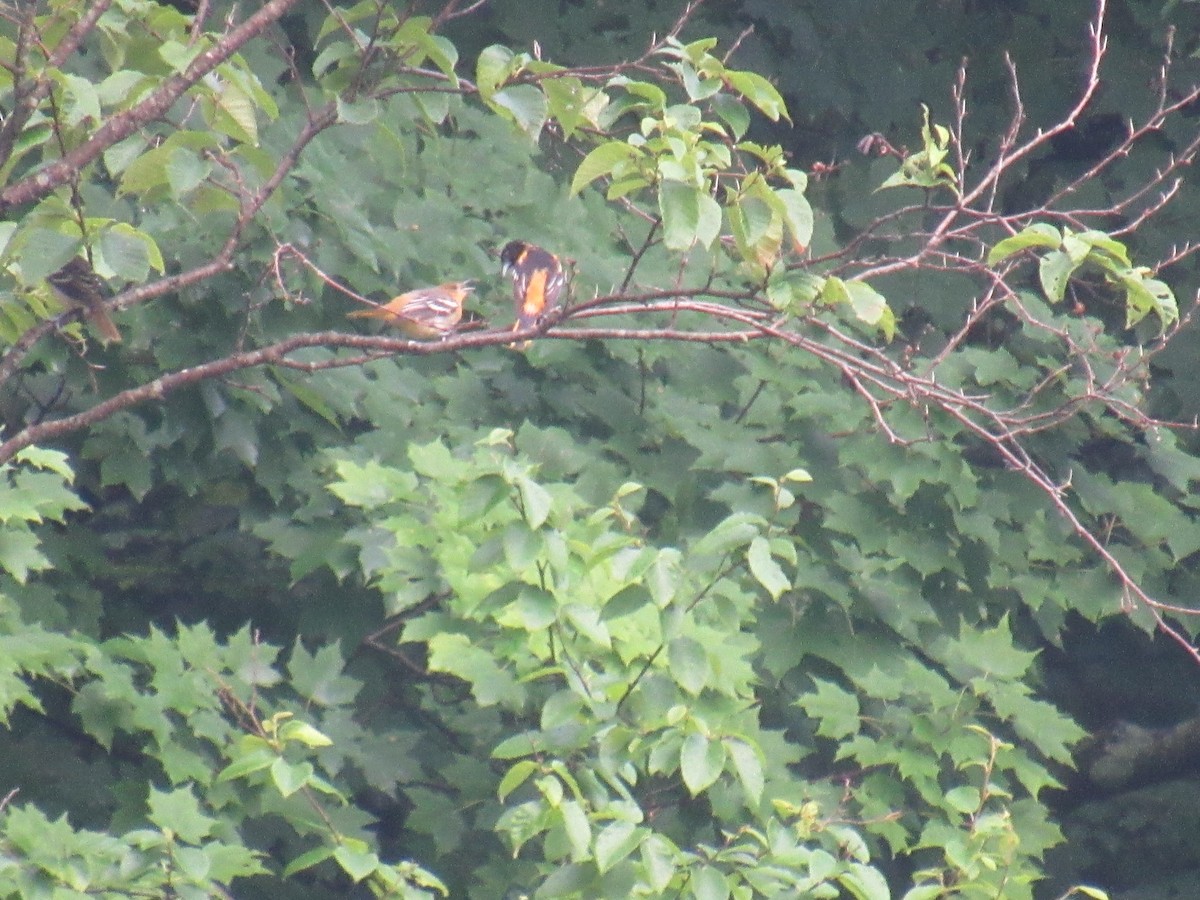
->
499;240;528;273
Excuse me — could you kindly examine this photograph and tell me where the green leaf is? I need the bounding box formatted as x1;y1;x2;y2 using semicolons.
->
427;633;523;707
498;760;538;800
146;787;217;844
647;549;682;607
691;865;731;900
492;731;539;759
207;76;259;143
711;94;750;140
795;679;861;739
270;757;314;797
216;748;276;782
164;147;212;198
59;73;101;126
668;635;710;695
283;845;337;877
13;447;75;481
515;586;557;630
559;800;592;861
1078;229;1130;265
775;187;813;250
725;738;764;806
518;475;552;528
594;821;643;873
844;280;888;326
491;84;548;138
986;223;1062;265
944;785;980;814
100;223;162;281
333;846;379;882
901;887;947;900
0;529;50;583
679;733;726;794
1038;249;1075;303
571;141;642;196
747;535;789;600
278;719;334;748
335;95;380;126
839;863;891;900
660;181;702;251
476;44;515;100
640;834;678;892
1120;270;1177;328
723;70;789;122
691;512;764;558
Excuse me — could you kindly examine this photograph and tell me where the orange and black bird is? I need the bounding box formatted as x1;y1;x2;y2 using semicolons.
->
47;256;122;344
499;241;566;336
347;281;474;339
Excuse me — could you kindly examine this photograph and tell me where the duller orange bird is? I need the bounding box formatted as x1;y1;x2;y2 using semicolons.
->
47;256;122;344
347;281;474;339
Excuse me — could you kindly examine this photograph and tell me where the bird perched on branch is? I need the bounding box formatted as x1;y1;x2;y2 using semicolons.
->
47;256;122;344
500;241;566;339
347;281;474;339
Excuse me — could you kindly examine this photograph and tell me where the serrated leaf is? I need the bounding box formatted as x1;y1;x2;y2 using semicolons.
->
147;786;216;844
795;679;861;739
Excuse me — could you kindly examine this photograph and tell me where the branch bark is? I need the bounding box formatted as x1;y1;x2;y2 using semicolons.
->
0;0;302;214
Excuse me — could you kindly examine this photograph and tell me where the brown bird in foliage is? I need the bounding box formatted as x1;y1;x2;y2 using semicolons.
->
47;256;122;344
347;281;474;339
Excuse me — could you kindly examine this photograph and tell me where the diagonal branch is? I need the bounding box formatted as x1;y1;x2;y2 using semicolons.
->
0;0;302;213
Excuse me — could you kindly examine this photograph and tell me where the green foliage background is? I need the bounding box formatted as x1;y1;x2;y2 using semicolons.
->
3;1;1200;898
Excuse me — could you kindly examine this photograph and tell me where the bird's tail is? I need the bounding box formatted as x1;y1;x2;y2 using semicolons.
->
90;307;122;343
346;307;392;320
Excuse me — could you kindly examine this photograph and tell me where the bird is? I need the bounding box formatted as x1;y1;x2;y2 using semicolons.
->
47;256;122;344
499;241;566;338
347;281;474;339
